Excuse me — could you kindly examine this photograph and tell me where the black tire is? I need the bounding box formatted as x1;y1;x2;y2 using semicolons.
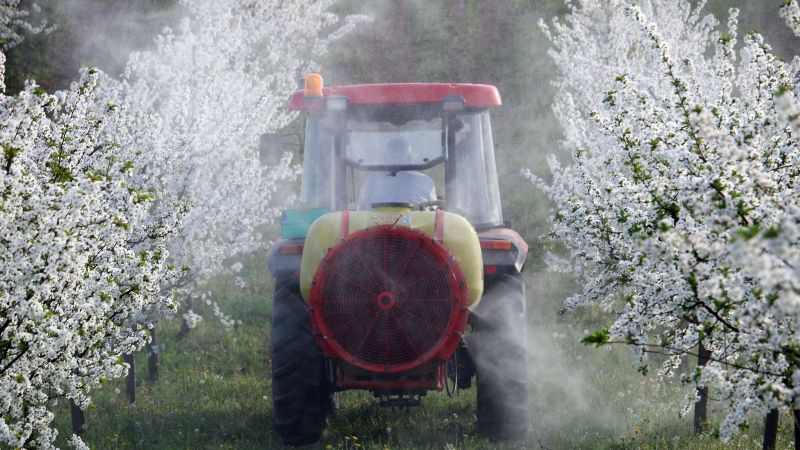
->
467;272;530;441
271;281;330;447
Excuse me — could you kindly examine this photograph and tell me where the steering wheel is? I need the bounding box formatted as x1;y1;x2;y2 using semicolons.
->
416;200;444;211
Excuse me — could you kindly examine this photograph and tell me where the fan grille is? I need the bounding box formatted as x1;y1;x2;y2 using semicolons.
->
309;225;468;373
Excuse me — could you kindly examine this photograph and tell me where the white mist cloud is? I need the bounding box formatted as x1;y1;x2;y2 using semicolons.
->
52;0;184;77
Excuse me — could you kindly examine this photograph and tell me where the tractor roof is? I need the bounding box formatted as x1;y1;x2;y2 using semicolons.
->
288;83;502;111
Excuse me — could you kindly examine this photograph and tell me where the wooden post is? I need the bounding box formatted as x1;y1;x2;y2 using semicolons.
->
176;315;190;339
763;408;779;450
693;343;710;433
70;399;85;436
147;328;159;382
124;353;136;405
176;300;194;340
794;408;799;450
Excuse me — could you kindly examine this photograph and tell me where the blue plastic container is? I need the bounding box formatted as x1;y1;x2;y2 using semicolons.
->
280;208;329;239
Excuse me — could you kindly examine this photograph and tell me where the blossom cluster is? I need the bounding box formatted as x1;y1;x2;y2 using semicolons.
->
0;0;51;50
782;0;800;37
535;0;799;437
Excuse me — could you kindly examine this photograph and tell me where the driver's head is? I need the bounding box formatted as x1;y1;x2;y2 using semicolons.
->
384;137;412;165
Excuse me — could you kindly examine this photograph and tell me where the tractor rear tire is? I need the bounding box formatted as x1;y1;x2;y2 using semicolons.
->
468;272;530;441
271;281;330;447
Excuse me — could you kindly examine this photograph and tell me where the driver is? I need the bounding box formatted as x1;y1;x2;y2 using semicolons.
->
357;137;437;210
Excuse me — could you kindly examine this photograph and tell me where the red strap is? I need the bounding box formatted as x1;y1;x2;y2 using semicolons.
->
341;210;350;240
434;210;444;243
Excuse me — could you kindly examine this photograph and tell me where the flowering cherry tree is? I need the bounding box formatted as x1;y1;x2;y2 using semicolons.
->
0;56;181;448
535;0;799;438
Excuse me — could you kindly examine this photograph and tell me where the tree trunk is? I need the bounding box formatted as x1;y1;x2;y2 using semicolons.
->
124;353;136;405
70;399;85;436
693;343;711;433
763;408;779;450
147;328;159;382
794;408;799;450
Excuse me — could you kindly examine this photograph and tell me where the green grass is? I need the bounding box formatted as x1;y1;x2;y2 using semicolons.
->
47;261;797;449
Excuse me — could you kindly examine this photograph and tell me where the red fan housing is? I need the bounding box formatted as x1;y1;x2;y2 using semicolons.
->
309;225;469;374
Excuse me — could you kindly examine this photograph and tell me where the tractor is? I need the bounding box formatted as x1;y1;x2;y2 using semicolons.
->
266;74;530;446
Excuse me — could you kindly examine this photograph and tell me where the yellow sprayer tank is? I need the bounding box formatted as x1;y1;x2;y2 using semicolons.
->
299;207;483;308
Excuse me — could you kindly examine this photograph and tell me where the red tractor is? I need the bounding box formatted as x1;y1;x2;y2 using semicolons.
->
266;74;530;446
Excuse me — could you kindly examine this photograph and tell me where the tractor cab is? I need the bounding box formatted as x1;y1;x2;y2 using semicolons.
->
288;74;504;228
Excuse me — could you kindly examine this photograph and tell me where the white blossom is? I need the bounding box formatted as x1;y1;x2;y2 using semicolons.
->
0;0;53;50
781;0;800;38
182;310;203;330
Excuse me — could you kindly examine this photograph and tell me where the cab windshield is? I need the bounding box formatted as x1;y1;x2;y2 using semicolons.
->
344;105;444;170
299;107;503;229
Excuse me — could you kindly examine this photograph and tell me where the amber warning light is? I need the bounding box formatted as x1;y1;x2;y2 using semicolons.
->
304;73;323;96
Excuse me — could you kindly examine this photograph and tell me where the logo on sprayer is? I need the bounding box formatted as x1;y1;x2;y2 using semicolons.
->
371;214;412;226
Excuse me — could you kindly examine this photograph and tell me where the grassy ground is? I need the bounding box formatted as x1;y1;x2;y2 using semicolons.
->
47;260;797;449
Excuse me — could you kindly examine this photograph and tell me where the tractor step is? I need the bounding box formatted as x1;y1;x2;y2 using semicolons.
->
378;394;421;408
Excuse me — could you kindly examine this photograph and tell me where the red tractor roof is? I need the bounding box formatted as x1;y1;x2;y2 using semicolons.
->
288;83;502;111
